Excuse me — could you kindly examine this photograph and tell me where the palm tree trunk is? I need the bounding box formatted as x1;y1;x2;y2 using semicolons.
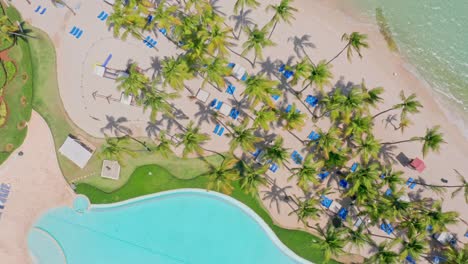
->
268;20;278;39
9;32;36;39
411;181;467;189
327;44;349;65
372;107;395;119
298;82;311;94
57;1;77;16
252;53;257;68
226;46;254;66
382;138;417;145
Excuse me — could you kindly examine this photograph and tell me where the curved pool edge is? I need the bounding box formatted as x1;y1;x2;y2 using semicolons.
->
89;188;313;264
28;226;68;264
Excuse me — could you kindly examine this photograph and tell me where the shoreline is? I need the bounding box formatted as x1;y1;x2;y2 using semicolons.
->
326;0;468;139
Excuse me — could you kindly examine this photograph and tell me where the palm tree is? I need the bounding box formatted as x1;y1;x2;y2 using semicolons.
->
288;197;321;226
149;0;181;34
206;158;239;195
315;225;347;263
242;25;276;67
281;103;306;131
345;163;380;203
253;106;277;130
107;2;145;40
398;215;427;239
383;126;446;157
99;136;136;164
142;87;179;121
380;167;404;192
373;91;423;120
176;121;210;157
399;234;428;262
51;0;76;16
337;87;366;124
289;58;312;86
381;190;412;221
354;135;381;164
238;161;268;196
233;0;260;14
344;116;372;138
343;225;373;251
154;131;174;158
418;200;459;233
265;0;298;38
117;63;149;96
361;80;384;111
328;32;369;64
299;60;333;94
315;127;342;160
242;74;281;107
227;119;261;153
288;155;323;191
203;23;234;57
199;57;230;89
0;16;34;44
365;240;400;264
263;136;289;166
161;56;194;91
445;244;468;264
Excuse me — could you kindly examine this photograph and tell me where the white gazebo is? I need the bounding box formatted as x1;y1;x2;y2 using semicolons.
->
101;160;121;180
59;135;94;169
196;89;210;103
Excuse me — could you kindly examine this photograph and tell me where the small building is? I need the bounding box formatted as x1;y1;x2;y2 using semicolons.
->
101;160;121;180
59;135;94;169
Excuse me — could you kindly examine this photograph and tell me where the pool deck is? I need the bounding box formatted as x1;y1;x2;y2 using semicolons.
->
0;111;75;264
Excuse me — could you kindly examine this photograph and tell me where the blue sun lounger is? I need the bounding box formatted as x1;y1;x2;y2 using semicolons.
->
215;101;223;110
320;196;333;208
385;188;392;196
272;94;280;101
213;124;220;134
305;95;319;107
409;182;417;189
350;162;359;172
34;6;41;12
283;70;294;79
339;179;349;189
269;163;279;172
227;62;235;68
217;127;225;136
252;148;262;159
308;131;320;141
380;222;394;235
278;64;285;73
406;177;414;186
291;151;303;164
209;99;217;108
75;30;83;39
229;108;240;120
241;72;248;81
338;208;348;220
226;83;236;95
40;8;47;15
285;104;292;113
318;170;330;181
405;255;416;264
159;28;167;36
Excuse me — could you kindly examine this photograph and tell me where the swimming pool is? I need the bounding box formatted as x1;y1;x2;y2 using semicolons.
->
28;189;310;264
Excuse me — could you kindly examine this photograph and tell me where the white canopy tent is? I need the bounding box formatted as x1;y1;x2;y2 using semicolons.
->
232;64;246;80
196;89;210;103
59;136;94;169
219;103;233;116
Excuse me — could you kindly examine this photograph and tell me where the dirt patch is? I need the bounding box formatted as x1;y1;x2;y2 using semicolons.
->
20;95;27;106
17;120;27;130
21;72;28;82
0;49;11;61
4;143;14;152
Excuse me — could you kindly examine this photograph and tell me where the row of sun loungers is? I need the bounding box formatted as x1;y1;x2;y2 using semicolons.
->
406;177;417;189
278;64;294;79
320;195;349;220
0;183;11;218
251;149;279;172
291;150;303;164
213;124;225;136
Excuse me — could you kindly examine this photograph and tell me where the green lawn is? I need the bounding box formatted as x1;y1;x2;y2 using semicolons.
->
0;4;32;163
77;164;339;264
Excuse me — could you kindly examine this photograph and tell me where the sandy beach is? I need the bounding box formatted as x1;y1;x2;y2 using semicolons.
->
4;0;468;262
0;111;75;264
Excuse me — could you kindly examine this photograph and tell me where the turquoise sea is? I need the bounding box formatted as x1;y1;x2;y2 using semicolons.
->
348;0;468;130
28;191;306;264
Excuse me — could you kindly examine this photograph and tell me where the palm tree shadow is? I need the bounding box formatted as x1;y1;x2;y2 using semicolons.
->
287;34;316;59
145;121;161;138
210;0;226;16
383;114;398;130
145;56;162;81
379;144;397;165
100;115;133;136
261;178;293;214
229;9;255;38
194;101;214;126
258;56;279;79
333;76;356;94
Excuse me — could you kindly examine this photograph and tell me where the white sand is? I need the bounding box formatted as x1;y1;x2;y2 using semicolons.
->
0;111;75;264
6;0;468;262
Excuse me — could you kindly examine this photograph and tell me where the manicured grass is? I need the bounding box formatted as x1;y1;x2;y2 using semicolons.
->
0;5;32;163
77;164;339;264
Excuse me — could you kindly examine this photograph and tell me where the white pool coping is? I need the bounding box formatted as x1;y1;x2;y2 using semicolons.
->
90;189;313;264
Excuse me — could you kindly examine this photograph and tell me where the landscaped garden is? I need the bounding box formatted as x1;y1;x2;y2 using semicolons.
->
0;3;32;164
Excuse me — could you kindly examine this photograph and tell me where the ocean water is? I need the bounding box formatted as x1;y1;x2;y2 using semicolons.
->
28;190;307;264
349;0;468;128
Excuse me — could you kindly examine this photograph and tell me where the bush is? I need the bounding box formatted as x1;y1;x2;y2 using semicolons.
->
4;61;16;82
0;99;7;126
0;62;6;88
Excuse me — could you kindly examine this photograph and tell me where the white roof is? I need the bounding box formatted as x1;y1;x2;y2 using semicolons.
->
101;160;121;180
59;136;93;169
94;65;105;77
120;93;133;105
196;89;210;102
232;64;246;80
219;103;232;116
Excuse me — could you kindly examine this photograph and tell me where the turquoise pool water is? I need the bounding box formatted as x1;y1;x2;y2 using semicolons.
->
28;190;308;264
